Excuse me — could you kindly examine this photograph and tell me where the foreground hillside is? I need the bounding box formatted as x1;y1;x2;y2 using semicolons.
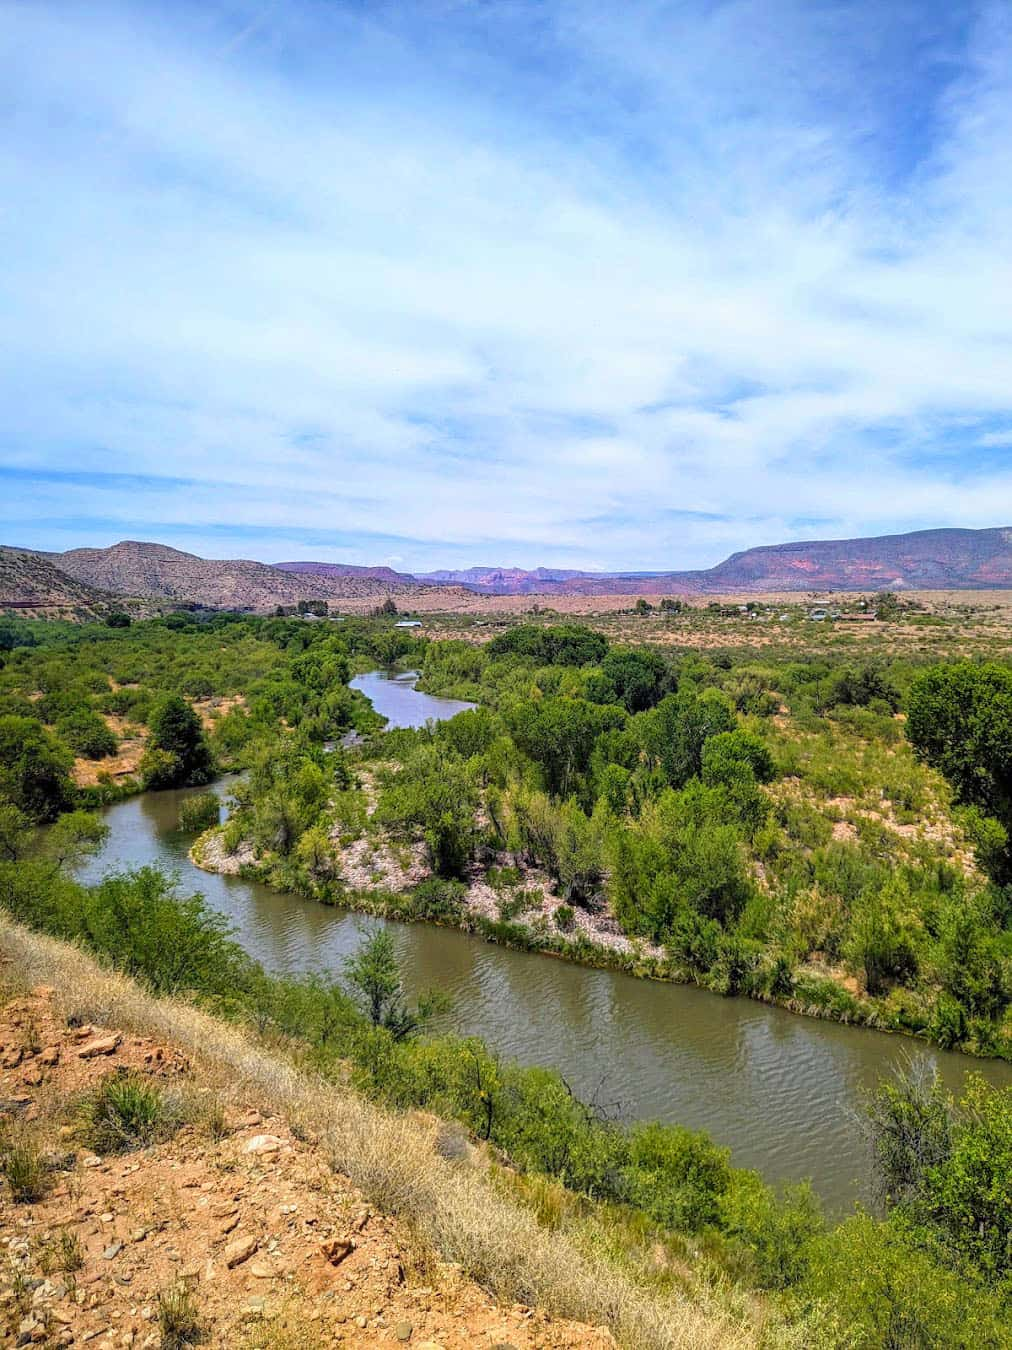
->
0;919;756;1350
0;977;613;1349
1;852;1009;1349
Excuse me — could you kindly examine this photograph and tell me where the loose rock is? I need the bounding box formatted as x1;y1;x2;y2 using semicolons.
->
78;1034;121;1059
224;1235;259;1268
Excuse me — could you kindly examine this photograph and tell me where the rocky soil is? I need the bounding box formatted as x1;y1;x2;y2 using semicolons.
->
0;987;613;1349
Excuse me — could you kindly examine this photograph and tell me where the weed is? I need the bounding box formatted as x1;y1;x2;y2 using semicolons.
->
76;1071;180;1153
158;1282;205;1349
38;1227;84;1276
0;1132;50;1203
19;1015;41;1054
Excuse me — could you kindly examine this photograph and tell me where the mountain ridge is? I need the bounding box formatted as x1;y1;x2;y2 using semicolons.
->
5;526;1012;609
45;541;448;609
407;527;1012;594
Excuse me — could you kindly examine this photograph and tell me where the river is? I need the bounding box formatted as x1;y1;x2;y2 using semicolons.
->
77;668;1010;1215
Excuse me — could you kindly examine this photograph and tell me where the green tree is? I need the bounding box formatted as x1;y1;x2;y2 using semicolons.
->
907;662;1012;876
599;649;668;712
43;810;109;870
866;1064;1012;1281
487;623;607;667
701;729;775;785
142;695;214;789
638;688;736;788
242;738;330;856
0;715;75;821
0;797;31;861
343;928;441;1040
56;708;118;759
506;697;625;798
374;745;478;877
921;1075;1012;1279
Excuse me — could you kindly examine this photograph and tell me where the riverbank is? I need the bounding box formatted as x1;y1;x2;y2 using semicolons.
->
190;818;1010;1060
72;780;1012;1213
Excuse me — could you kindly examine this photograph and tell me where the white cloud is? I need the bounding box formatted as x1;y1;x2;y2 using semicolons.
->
1;0;1011;570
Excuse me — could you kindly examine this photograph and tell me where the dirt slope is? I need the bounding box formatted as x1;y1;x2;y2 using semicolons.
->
0;985;614;1349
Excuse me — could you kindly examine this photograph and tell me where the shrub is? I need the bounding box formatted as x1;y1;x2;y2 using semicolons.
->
554;903;575;931
623;1122;731;1231
843;879;919;995
78;867;255;996
721;1174;822;1288
177;793;220;833
39;1227;84;1275
800;1213;1008;1348
410;877;467;921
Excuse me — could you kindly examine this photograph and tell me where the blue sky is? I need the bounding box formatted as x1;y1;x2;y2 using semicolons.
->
2;0;1011;572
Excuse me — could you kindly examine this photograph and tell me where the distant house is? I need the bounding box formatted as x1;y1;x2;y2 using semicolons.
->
394;619;422;628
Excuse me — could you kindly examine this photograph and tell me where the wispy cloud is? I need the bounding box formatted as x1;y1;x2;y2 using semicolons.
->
2;0;1011;570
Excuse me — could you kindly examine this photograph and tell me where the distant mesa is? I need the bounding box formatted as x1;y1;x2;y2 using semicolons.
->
275;561;418;586
413;527;1012;595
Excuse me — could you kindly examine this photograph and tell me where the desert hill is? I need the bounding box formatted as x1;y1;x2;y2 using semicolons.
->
678;524;1012;594
275;559;418;586
42;541;452;611
0;548;116;619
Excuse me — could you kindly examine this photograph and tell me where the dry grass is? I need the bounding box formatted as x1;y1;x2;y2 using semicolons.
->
0;915;761;1350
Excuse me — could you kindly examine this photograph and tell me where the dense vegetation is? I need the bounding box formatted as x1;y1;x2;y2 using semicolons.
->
1;612;1010;1055
173;618;1012;1059
0;845;1008;1345
0;610;412;816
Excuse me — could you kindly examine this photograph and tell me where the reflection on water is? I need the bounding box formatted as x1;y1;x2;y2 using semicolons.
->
349;669;476;728
77;673;1011;1215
